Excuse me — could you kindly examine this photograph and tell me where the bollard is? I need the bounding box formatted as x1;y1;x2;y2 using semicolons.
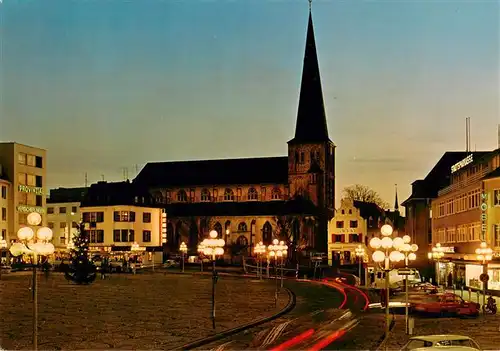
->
477;291;480;304
408;317;415;335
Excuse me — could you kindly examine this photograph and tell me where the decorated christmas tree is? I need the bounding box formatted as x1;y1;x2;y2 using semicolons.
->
64;222;97;284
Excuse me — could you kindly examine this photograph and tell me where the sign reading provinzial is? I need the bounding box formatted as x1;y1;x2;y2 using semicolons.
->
481;192;487;240
451;154;473;173
18;184;43;196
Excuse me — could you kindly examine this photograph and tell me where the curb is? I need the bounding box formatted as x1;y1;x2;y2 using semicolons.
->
174;288;297;351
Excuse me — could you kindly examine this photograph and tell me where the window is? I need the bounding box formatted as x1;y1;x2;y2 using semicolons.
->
143;230;151;242
36;195;42;207
88;230;104;243
113;230;121;242
1;208;6;221
310;174;317;184
201;188;211;202
36;176;42;188
27;154;35;166
60;222;66;228
334;234;343;242
248;188;258;200
349;209;352;214
494;190;500;206
59;207;66;214
71;206;77;213
336;221;344;228
27;174;35;186
177;190;188;202
18;153;26;165
18;173;26;185
143;212;151;223
1;229;6;240
351;234;360;243
300;152;305;164
18;213;27;225
341;210;345;214
224;188;234;201
114;211;133;222
35;156;43;168
238;222;247;232
82;212;104;223
48;222;54;229
121;229;129;242
47;207;54;214
1;186;6;199
271;187;281;200
350;220;358;228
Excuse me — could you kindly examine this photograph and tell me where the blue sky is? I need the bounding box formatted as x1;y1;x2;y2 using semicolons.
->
0;0;499;207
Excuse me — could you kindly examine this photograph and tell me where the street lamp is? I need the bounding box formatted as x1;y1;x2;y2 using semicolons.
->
369;224;404;342
401;235;418;335
355;245;365;287
475;241;493;309
254;241;266;280
197;242;205;272
0;235;7;280
267;239;287;306
201;230;225;329
428;243;445;286
9;212;54;351
179;242;188;273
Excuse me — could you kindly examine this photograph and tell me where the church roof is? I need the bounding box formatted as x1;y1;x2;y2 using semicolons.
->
288;9;330;145
133;156;289;188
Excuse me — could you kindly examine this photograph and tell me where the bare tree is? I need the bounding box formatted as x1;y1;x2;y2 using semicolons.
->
342;184;390;209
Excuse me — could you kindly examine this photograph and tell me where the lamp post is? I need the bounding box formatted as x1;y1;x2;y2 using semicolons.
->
197;243;205;272
475;241;493;309
369;224;404;342
278;241;288;288
0;235;7;280
254;241;266;280
355;245;365;286
201;230;225;329
428;243;444;286
267;239;287;307
400;235;418;335
179;242;187;273
9;212;54;351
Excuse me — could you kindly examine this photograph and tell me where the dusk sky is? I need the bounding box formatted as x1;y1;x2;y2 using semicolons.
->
1;0;499;208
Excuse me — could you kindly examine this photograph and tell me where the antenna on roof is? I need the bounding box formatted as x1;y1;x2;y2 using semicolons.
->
101;174;105;181
465;117;469;152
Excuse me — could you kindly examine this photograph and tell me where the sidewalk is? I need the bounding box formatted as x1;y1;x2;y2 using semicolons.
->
445;287;500;306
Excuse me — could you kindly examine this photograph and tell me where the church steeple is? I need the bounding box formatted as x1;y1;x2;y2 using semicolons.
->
289;1;330;145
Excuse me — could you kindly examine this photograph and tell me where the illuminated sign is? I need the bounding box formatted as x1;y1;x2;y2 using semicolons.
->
161;211;167;243
481;192;487;240
441;246;455;253
336;228;358;234
16;205;45;214
451;154;473;173
18;185;43;196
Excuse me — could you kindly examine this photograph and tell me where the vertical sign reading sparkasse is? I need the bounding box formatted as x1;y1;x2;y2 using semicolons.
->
481;191;487;241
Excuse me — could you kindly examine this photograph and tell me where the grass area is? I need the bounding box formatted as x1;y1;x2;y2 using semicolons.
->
0;272;288;350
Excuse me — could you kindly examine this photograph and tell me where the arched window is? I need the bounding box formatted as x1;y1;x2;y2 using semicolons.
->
262;221;272;245
238;222;247;232
236;235;248;247
271;187;281;200
177;190;188;202
214;222;222;237
248;187;258;200
201;188;211;202
224;188;234;201
224;220;231;241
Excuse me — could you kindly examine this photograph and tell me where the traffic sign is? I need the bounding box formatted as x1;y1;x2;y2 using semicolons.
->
480;273;489;283
398;268;414;276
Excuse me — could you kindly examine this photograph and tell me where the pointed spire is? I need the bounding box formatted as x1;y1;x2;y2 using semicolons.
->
394;184;399;212
289;1;330;145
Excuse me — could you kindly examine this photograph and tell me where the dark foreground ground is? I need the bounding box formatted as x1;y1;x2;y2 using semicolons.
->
0;272;289;350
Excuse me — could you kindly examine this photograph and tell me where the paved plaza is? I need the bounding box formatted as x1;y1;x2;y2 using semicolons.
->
0;272;289;350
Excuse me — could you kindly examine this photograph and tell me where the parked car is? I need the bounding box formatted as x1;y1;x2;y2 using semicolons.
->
411;293;479;317
401;335;481;350
163;259;180;268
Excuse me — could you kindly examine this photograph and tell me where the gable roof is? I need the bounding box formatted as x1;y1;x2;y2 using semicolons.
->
133;156;289;188
353;200;385;220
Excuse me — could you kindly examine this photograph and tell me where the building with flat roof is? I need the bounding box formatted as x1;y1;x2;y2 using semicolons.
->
0;142;47;244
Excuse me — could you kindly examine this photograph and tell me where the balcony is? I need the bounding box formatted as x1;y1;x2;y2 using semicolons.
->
438;167;490;196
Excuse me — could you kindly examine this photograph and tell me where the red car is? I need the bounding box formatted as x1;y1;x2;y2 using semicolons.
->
411;293;479;317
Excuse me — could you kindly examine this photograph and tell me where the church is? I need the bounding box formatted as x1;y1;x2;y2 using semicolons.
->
128;5;336;259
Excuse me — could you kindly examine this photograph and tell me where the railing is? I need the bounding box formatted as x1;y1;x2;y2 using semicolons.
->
438;167;490;196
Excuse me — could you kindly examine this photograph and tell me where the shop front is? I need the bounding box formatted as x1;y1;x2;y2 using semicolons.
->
465;262;500;291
